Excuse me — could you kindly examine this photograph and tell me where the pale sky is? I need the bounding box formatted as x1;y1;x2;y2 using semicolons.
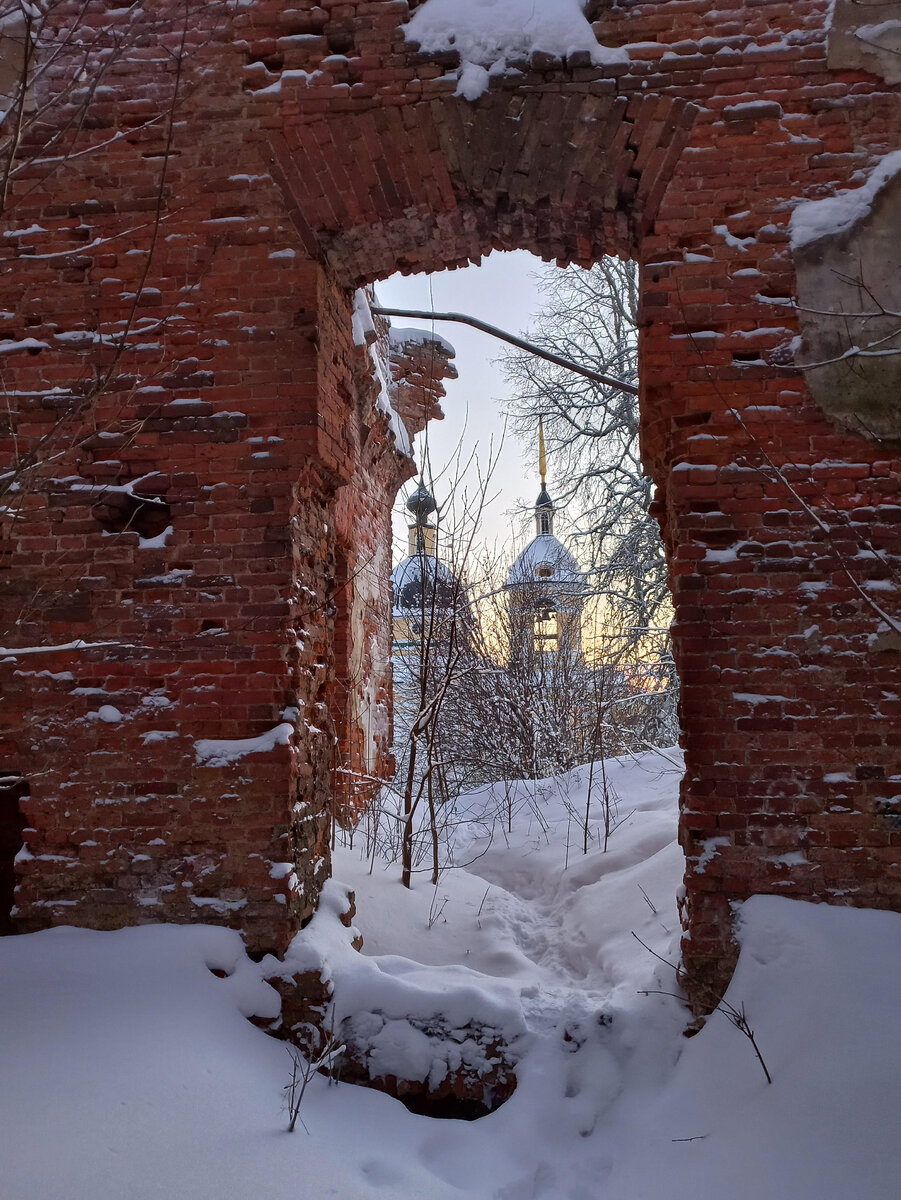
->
377;250;555;568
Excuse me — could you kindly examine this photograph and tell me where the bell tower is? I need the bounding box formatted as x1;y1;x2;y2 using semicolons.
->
504;419;587;665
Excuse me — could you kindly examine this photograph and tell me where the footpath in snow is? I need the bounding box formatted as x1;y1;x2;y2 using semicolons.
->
2;751;900;1199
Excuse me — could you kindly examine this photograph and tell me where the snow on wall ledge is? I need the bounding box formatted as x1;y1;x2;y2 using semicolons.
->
194;723;294;769
789;150;901;250
404;0;628;99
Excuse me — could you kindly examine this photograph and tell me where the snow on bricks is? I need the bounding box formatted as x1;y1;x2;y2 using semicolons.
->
0;0;899;1019
261;882;521;1117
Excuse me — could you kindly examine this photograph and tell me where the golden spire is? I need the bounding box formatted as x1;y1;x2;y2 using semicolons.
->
538;415;547;487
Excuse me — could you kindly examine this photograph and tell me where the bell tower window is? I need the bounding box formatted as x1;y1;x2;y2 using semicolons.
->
533;607;558;654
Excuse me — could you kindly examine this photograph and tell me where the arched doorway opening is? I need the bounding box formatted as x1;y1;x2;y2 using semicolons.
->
289;56;899;1007
366;248;678;834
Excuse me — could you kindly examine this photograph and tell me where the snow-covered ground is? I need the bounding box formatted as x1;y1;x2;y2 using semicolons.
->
2;751;900;1199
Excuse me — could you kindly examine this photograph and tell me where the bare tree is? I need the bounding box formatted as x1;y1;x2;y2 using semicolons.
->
348;516;676;883
367;458;495;887
430;549;676;791
502;259;671;643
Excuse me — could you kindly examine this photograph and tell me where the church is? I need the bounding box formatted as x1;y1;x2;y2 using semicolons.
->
503;424;588;668
392;425;587;673
388;439;591;789
390;482;468;658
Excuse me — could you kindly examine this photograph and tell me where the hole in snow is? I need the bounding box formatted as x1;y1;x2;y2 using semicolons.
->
392;1089;508;1121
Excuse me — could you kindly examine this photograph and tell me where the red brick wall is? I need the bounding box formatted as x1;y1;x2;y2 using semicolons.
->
1;0;898;1007
332;321;456;820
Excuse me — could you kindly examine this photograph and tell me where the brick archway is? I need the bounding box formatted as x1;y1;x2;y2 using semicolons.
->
1;0;899;1007
263;87;695;285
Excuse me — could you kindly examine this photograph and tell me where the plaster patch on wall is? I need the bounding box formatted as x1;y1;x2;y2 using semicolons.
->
828;0;901;85
792;156;901;439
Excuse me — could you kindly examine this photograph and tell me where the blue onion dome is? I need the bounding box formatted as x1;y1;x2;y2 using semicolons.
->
391;555;462;619
407;483;437;524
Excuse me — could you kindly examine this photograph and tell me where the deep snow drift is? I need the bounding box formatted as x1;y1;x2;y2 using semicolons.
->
2;751;900;1199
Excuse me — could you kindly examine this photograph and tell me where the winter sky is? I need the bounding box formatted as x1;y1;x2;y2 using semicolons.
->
377;251;555;565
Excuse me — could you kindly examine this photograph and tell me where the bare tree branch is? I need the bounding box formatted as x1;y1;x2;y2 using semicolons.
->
370;305;639;396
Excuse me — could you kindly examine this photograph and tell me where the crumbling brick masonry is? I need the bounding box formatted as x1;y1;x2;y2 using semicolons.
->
0;0;899;1008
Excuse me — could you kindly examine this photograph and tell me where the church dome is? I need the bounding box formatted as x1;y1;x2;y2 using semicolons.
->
505;533;585;591
391;552;464;619
406;483;437;524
